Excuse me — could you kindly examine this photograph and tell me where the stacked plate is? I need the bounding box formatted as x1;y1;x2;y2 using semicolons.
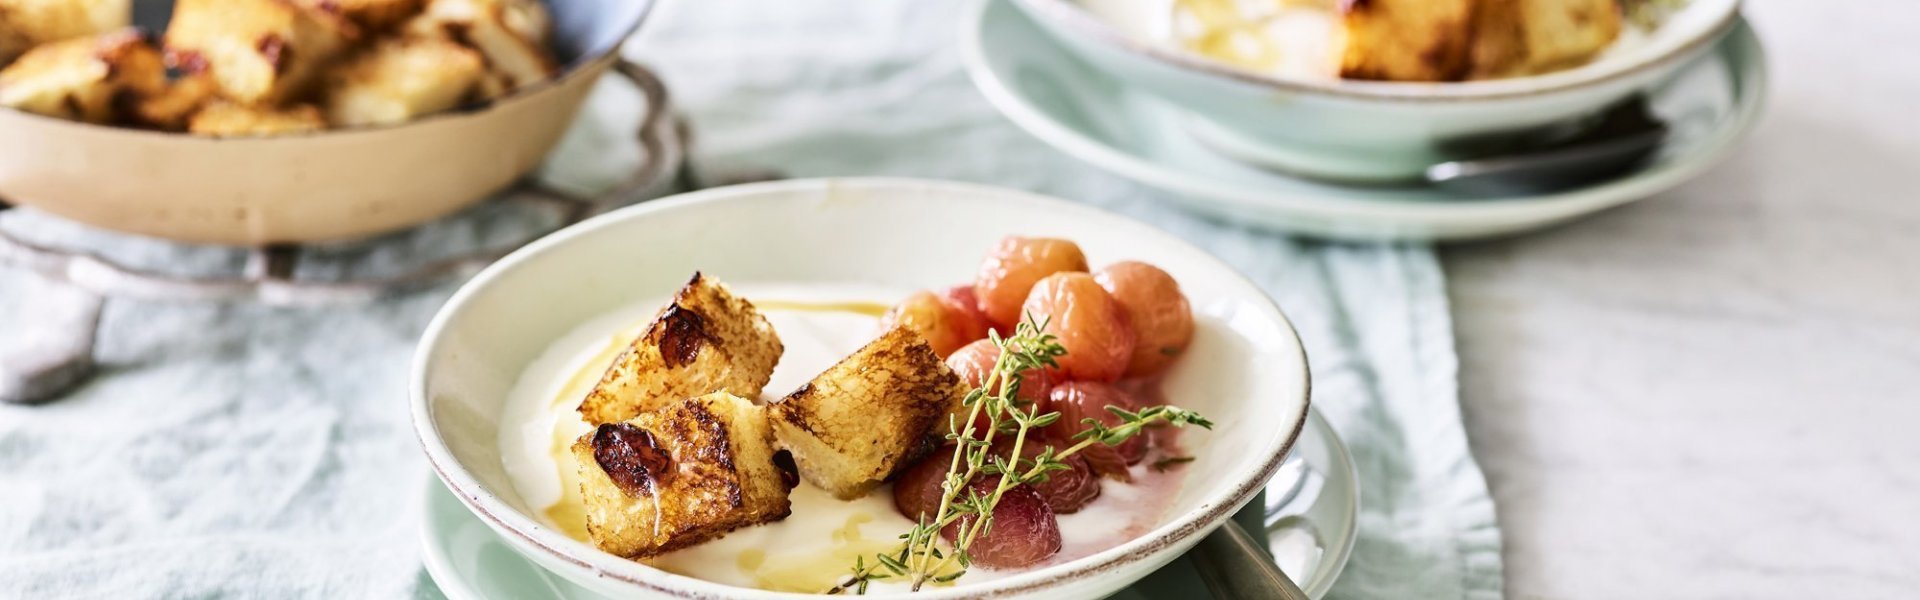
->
965;0;1765;241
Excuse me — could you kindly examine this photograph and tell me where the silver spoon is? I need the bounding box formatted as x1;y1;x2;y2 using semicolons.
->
1424;127;1667;194
1423;95;1669;193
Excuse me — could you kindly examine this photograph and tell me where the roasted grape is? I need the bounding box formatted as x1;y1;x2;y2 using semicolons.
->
878;289;989;358
1022;273;1135;382
893;446;958;522
997;438;1100;514
941;285;996;337
1046;382;1147;478
974;237;1089;329
946;339;1055;412
1094;261;1194;378
941;480;1062;569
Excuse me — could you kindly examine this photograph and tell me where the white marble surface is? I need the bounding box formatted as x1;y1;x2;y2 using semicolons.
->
1444;1;1920;597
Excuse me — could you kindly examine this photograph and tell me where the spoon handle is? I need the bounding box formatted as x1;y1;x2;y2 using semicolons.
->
1192;521;1313;600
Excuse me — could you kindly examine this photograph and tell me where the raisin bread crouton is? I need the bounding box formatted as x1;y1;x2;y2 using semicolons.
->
163;0;358;104
1338;0;1477;81
572;392;795;558
770;326;967;500
577;273;783;425
0;29;161;123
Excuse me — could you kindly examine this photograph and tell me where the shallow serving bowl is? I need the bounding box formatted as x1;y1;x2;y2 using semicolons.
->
1008;0;1742;181
410;178;1311;599
0;0;652;245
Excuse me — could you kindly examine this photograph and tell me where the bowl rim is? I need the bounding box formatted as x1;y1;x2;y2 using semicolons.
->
1008;0;1742;102
0;0;656;140
409;177;1312;599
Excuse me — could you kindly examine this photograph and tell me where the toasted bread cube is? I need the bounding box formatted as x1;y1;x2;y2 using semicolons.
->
770;326;966;500
0;29;162;123
404;0;554;92
133;73;216;130
0;0;131;64
295;0;425;31
1470;0;1620;78
163;0;358;105
407;0;548;44
572;392;794;558
1468;0;1527;78
577;273;783;426
324;37;483;126
187;100;325;136
1512;0;1620;72
1338;0;1476;81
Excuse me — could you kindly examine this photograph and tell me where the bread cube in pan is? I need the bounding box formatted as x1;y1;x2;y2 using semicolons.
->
325;37;484;127
0;0;133;65
163;0;358;105
187;100;325;136
572;392;796;558
404;0;554;93
577;273;784;426
1338;0;1476;81
1470;0;1621;78
132;72;215;130
295;0;426;32
0;28;162;124
770;326;966;500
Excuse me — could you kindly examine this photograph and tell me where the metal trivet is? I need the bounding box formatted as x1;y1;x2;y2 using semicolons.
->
0;62;701;405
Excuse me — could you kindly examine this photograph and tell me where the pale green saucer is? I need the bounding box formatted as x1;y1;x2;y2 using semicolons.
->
961;0;1768;241
417;410;1357;599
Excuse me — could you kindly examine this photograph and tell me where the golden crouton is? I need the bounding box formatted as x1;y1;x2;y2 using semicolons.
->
0;0;132;64
404;0;555;92
324;37;483;126
1338;0;1477;81
132;73;216;130
163;0;358;105
295;0;425;32
1471;0;1620;78
0;29;162;124
187;100;325;136
1518;0;1620;74
1467;0;1526;78
770;326;966;500
577;273;784;426
572;392;795;558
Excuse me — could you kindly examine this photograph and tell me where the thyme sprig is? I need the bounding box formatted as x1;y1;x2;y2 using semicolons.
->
825;314;1212;594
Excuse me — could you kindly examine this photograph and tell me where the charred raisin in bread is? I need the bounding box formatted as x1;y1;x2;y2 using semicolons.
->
572;392;796;558
577;273;783;426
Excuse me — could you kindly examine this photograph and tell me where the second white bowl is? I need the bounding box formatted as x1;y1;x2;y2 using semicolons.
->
1007;0;1742;181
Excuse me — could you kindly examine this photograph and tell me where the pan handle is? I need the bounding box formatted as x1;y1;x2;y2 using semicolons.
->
0;61;689;403
515;57;688;222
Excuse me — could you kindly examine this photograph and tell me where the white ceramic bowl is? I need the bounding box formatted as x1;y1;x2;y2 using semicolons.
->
1008;0;1742;181
411;178;1310;599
